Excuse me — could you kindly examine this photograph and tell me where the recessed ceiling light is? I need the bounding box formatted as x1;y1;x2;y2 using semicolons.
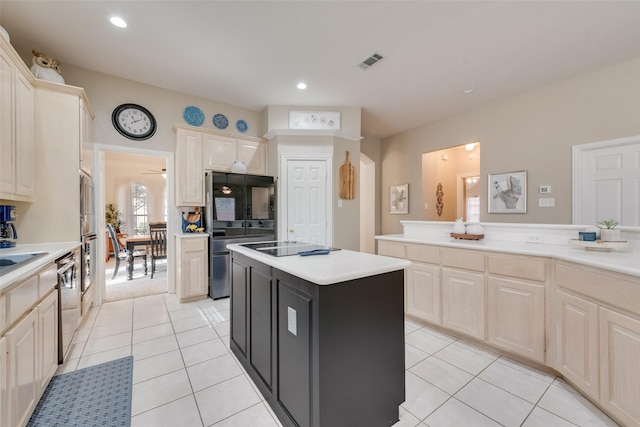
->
462;87;474;94
110;16;127;28
297;82;307;90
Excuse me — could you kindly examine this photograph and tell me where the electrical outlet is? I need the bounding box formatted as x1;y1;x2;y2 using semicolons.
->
526;234;543;243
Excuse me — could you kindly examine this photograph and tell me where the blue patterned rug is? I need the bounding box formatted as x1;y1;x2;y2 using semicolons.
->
27;356;133;427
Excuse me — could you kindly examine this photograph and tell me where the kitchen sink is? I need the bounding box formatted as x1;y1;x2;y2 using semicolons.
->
0;252;49;275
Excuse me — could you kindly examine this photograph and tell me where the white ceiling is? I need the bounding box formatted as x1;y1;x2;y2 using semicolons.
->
2;1;640;138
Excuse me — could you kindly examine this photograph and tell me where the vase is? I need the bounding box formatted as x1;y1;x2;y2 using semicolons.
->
231;160;247;174
600;229;620;241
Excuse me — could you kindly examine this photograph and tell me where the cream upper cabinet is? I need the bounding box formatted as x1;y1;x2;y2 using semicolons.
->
175;235;208;302
79;98;94;176
599;307;640;426
0;38;36;202
555;289;599;400
202;132;266;175
175;128;205;206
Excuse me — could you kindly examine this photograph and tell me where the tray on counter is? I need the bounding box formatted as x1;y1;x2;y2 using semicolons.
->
450;233;484;240
569;239;630;252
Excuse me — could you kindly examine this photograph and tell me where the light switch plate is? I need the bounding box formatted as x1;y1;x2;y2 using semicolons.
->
539;185;551;194
539;197;555;207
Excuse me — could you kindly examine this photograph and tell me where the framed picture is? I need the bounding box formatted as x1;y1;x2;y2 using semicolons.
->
390;184;409;214
488;170;527;213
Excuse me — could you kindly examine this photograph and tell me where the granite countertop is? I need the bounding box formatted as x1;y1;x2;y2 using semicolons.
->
376;234;640;278
228;243;411;285
0;242;81;292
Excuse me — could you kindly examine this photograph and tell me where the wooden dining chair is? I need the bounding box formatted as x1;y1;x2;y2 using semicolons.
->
148;222;168;278
106;223;147;279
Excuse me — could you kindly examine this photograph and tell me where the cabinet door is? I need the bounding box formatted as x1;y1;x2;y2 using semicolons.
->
555;290;599;399
441;268;485;339
202;134;236;171
38;290;58;395
14;71;35;199
238;139;265;175
179;237;207;300
79;99;94;176
0;336;6;427
176;129;204;206
599;307;640;426
0;46;14;194
277;280;312;427
6;308;38;427
487;277;545;362
231;258;248;356
407;262;441;324
250;266;273;388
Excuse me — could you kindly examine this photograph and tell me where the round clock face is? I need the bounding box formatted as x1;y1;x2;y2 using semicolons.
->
112;103;157;140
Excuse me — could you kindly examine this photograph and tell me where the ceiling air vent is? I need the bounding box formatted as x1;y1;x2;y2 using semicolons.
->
358;53;384;70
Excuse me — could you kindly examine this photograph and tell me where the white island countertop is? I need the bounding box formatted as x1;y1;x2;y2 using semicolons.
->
0;242;81;291
227;243;411;285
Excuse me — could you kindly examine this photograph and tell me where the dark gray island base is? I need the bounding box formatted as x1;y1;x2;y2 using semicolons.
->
230;251;406;427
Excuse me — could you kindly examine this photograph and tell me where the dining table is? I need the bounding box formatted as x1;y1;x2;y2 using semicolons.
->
124;235;151;280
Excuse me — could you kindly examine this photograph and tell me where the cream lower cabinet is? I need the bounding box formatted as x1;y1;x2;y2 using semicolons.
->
487;277;545;362
599;307;640;426
554;290;599;399
441;268;485;340
407;263;441;324
176;235;208;303
5;308;38;427
0;336;6;427
37;290;58;395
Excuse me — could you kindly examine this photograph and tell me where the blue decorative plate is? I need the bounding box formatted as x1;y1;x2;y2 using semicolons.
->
236;119;248;133
213;113;229;129
183;106;204;126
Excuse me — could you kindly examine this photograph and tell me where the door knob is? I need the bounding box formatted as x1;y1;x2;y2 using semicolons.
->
289;229;294;233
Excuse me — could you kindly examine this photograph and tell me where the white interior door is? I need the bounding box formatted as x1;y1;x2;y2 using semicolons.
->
284;158;328;245
573;135;640;226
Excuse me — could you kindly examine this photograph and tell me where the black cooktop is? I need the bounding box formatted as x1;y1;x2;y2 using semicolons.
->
241;241;339;257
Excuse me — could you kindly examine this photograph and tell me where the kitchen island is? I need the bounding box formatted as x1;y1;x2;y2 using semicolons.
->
227;243;411;427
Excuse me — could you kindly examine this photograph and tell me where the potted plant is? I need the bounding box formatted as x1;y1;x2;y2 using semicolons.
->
105;203;123;233
597;219;620;241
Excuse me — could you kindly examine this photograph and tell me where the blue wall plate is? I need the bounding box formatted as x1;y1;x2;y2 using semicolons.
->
183;106;204;126
236;119;248;133
213;113;229;129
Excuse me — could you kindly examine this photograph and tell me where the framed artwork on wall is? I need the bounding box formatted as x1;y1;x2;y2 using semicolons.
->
390;184;409;214
488;170;527;213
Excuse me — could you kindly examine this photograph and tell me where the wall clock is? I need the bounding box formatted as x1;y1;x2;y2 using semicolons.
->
112;103;157;140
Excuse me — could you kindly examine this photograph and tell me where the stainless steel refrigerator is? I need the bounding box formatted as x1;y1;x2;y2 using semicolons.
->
204;172;276;299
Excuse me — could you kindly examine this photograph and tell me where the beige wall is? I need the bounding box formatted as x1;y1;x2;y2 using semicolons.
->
381;56;640;234
360;136;382;235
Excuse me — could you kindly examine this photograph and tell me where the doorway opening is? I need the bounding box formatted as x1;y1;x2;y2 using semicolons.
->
94;144;175;307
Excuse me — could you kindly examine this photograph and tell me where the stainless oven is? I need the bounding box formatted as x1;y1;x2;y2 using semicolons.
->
57;249;80;364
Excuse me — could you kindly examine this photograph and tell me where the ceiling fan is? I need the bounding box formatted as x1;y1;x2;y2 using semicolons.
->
143;168;167;178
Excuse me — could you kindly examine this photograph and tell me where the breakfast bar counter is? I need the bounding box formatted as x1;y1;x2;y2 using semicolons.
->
227;243;410;427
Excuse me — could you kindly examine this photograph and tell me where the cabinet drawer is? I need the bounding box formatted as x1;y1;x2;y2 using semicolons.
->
406;243;439;264
377;241;406;259
0;294;5;333
183;236;207;252
38;264;57;297
556;262;640;317
7;275;38;325
488;254;546;282
440;248;485;272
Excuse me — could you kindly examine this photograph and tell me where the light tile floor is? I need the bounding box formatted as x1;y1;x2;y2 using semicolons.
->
56;294;620;427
